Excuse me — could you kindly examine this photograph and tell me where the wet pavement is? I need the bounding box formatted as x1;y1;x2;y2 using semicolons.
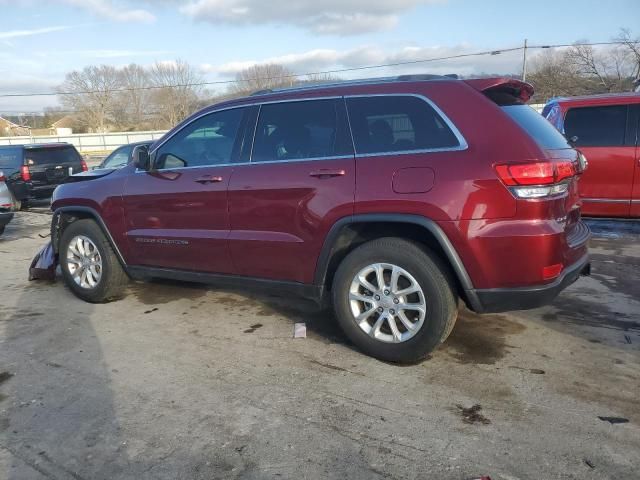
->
0;212;638;479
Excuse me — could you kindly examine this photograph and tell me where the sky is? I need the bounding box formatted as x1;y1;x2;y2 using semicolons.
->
0;0;638;113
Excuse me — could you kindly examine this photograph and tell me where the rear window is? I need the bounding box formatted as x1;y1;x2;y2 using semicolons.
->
346;96;460;155
564;105;627;147
502;105;570;149
24;146;80;166
0;147;23;169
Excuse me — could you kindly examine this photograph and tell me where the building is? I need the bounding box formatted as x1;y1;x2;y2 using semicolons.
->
0;116;30;136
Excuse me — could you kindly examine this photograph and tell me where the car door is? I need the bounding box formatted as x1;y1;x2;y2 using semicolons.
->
564;104;633;217
629;104;640;217
227;97;355;284
122;106;248;273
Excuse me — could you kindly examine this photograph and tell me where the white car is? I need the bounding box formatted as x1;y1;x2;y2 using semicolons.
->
0;170;15;235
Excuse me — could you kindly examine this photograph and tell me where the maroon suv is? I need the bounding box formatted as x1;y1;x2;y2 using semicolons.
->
50;75;590;362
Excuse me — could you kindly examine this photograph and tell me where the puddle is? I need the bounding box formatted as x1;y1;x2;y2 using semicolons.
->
442;311;526;365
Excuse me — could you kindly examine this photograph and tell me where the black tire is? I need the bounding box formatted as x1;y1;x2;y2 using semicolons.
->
59;219;129;302
332;237;458;363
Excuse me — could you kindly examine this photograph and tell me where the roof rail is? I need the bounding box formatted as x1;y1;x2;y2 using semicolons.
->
249;73;458;96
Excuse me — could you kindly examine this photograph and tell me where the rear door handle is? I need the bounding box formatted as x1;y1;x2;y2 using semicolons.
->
309;169;346;179
194;175;223;184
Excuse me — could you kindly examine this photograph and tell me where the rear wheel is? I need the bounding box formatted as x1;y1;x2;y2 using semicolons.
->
59;219;128;302
332;237;458;363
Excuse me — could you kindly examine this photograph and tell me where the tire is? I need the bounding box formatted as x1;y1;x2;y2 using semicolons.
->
59;219;129;302
332;237;458;363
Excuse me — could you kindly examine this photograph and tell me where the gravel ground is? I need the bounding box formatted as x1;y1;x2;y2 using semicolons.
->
0;211;638;480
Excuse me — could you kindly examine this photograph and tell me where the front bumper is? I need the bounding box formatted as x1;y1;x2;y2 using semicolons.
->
0;212;14;229
470;253;590;313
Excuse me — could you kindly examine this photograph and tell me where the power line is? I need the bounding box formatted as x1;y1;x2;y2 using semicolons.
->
0;46;525;99
0;40;632;100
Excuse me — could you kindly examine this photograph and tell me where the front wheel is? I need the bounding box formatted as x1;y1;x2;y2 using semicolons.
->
332;238;458;363
59;219;129;302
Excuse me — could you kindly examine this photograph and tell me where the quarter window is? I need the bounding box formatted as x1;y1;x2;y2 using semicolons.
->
564;105;627;147
346;96;460;154
252;99;351;162
154;108;244;169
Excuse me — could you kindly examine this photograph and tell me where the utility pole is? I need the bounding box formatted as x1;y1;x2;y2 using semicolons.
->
522;38;528;82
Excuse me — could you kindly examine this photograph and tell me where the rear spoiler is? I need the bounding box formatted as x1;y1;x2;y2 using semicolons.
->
463;78;534;103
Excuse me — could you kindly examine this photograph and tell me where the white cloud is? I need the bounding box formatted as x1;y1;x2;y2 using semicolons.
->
38;49;173;59
180;0;443;35
0;0;156;23
0;25;71;40
62;0;155;22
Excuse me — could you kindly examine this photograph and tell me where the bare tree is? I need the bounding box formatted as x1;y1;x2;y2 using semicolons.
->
149;60;204;128
565;41;635;93
58;65;123;132
302;72;342;84
114;64;151;130
615;28;640;83
229;64;297;96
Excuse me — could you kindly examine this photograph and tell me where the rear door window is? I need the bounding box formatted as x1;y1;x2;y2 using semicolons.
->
0;147;23;169
251;99;352;162
564;105;628;147
502;105;570;149
24;146;81;166
346;95;460;155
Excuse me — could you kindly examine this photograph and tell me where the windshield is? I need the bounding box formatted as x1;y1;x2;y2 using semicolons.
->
24;146;80;165
101;145;133;168
502;105;571;150
0;147;23;169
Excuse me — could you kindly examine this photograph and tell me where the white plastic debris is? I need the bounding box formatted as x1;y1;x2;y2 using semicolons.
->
293;323;306;338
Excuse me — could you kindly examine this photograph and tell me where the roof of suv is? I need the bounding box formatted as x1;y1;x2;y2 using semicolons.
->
546;92;640;107
0;142;74;150
188;75;534;121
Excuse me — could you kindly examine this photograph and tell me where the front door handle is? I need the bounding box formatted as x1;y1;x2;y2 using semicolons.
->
194;175;223;184
309;169;346;179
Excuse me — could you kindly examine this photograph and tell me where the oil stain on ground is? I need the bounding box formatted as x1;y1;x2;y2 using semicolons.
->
456;404;491;425
128;280;209;305
442;310;526;365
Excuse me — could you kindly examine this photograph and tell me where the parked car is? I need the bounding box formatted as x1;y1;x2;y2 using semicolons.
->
0;170;15;235
542;93;640;218
95;141;154;170
0;143;87;209
49;75;590;362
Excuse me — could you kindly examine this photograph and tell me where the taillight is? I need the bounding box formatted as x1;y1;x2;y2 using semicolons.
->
494;160;576;199
20;165;31;182
0;171;5;182
81;159;88;172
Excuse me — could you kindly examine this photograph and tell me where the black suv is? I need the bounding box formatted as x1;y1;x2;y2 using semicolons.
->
0;143;87;208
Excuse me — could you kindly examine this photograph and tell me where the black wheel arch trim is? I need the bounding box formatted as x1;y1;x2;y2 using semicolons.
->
314;213;483;312
52;206;127;268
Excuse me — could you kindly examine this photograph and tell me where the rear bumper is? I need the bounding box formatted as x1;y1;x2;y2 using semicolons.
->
29;184;57;199
470;253;590;313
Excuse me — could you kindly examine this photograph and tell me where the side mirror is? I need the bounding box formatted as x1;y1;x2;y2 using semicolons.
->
132;145;150;171
566;135;579;147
